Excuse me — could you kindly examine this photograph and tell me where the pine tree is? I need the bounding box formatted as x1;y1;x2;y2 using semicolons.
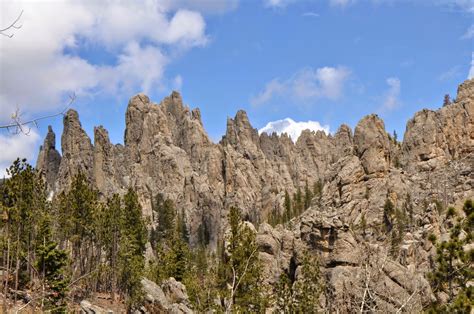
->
1;158;47;302
97;194;122;296
427;200;473;313
292;252;323;312
313;180;323;198
383;198;395;232
284;190;292;222
36;240;69;313
294;187;303;216
176;208;190;243
151;194;176;246
274;272;293;312
61;172;98;278
118;188;147;309
304;181;313;210
219;207;266;312
443;94;451;107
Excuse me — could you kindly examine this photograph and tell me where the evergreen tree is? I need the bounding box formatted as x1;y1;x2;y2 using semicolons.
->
36;241;69;313
151;194;176;246
118;188;147;309
219;207;266;312
443;94;451;107
98;194;122;296
1;158;47;300
427;200;473;313
304;181;313;210
383;198;395;232
183;247;219;312
61;172;98;277
284;190;292;222
176;208;190;243
294;187;303;216
292;252;323;312
274;272;293;312
274;252;323;313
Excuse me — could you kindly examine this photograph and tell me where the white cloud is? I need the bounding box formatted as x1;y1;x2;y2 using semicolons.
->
469;52;474;79
0;0;213;168
258;118;330;141
380;77;401;111
250;79;285;106
263;0;295;8
173;75;183;90
0;0;209;125
161;0;239;14
330;0;356;7
436;0;474;12
302;12;320;17
251;66;351;106
438;65;461;81
461;25;474;39
0;130;41;177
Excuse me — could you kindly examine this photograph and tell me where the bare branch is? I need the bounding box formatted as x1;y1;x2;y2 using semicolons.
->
0;10;23;38
0;93;76;135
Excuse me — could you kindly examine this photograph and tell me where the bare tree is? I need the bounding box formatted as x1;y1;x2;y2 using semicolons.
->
0;10;23;38
0;94;76;135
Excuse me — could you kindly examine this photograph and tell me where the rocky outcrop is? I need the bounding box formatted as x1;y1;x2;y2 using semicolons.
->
36;125;61;191
57;109;94;189
37;79;474;311
141;278;192;313
38;79;474;245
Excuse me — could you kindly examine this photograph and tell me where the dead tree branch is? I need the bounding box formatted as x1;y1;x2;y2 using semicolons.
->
0;10;23;38
0;93;76;135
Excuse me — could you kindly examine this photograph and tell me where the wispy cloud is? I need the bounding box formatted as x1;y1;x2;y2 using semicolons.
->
461;25;474;39
330;0;356;7
258;118;329;141
379;77;401;112
438;66;461;81
302;12;320;17
263;0;295;8
251;66;351;106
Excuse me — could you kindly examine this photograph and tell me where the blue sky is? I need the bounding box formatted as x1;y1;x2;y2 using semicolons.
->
0;0;473;175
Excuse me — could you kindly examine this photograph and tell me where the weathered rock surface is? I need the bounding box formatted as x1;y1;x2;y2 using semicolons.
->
37;79;474;312
36;125;61;191
141;278;192;313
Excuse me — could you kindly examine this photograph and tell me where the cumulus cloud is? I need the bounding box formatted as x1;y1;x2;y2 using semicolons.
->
0;130;41;177
0;0;214;168
380;77;401;111
258;118;330;141
0;0;208;124
461;25;474;39
250;66;351;106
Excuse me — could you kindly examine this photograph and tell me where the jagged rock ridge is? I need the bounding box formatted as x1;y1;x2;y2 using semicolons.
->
37;80;473;246
37;79;474;311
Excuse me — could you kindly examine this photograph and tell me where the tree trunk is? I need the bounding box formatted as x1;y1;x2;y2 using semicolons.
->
14;227;20;304
3;238;10;312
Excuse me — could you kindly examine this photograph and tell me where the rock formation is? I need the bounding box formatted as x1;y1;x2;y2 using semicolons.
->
37;79;474;311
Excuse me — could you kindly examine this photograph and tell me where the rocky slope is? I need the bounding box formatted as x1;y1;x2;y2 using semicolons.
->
37;79;474;311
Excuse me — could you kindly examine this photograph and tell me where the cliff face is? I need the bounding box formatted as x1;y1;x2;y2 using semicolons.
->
37;79;474;310
39;87;366;246
38;79;473;240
